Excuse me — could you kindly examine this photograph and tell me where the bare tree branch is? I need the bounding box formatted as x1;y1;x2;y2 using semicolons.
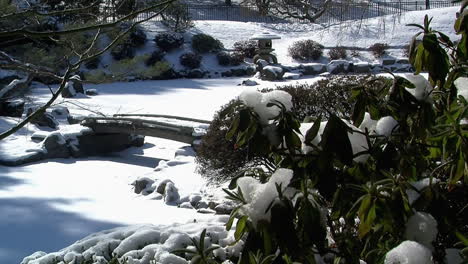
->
0;0;177;140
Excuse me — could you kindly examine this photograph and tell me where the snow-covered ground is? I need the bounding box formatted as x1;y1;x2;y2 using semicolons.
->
0;6;461;264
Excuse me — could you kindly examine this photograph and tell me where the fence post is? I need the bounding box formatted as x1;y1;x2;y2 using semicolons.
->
426;0;430;9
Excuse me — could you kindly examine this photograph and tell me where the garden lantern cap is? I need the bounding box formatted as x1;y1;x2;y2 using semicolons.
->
250;32;281;40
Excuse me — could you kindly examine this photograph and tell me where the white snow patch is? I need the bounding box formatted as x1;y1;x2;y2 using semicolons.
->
403;74;433;101
239;89;293;124
384;240;433;264
375;116;398;137
404;212;438;250
238;168;294;226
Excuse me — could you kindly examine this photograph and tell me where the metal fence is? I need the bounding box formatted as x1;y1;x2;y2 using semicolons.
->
102;1;458;24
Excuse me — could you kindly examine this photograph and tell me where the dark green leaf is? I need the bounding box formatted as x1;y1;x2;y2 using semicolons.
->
226;114;240;140
305;116;322;146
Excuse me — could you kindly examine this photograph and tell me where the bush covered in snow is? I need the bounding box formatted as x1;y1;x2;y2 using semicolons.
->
266;75;391;120
328;46;348;60
179;52;202;69
233;40;257;59
288;39;324;61
216;51;245;66
191;33;224;54
211;9;468;264
154;32;184;51
369;42;389;58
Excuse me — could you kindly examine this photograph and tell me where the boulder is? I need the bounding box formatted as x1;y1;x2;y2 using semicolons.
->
382;58;396;65
85;89;98;96
327;60;351;74
179;202;194;209
132;178;155;194
301;63;327;75
261;65;284;81
61;77;84;98
230;68;247;77
51;106;70;117
0;99;25;117
156;179;174;195
43;132;70;159
353;62;371;74
163;182;180;205
0;76;32;99
396;58;410;64
241;79;258;86
214;203;235;215
73;133;144;157
28;109;59;129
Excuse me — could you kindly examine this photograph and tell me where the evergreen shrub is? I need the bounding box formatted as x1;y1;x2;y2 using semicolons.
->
288;39;324;61
191;33;223;53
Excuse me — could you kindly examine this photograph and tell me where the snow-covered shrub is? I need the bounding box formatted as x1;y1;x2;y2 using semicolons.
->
369;42;389;58
141;61;172;80
328;46;347;60
196;99;251;182
154;32;184;52
83;69;114;83
266;75;391;120
217;51;231;66
233;40;257;59
216;51;245;66
145;50;165;66
179;52;202;69
229;52;245;66
288;39;324;61
191;33;224;53
111;43;135;61
218;9;468;263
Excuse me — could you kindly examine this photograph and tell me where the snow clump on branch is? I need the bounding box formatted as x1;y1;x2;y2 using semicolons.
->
384;240;433;264
237;168;294;227
404;211;438;250
239;89;293;124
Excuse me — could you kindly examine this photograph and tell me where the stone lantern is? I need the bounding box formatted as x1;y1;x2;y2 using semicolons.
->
250;32;281;64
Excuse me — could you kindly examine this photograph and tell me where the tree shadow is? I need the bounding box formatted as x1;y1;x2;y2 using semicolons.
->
0;197;122;264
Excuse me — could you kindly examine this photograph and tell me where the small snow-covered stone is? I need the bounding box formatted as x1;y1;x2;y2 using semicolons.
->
405;212;438;250
156;179;173;194
164;182;180;205
197;208;216;214
179;202;194;209
384;240;433;264
327;60;351;74
241;79;259;86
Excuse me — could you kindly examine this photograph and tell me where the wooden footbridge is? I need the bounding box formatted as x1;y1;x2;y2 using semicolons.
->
81;114;211;144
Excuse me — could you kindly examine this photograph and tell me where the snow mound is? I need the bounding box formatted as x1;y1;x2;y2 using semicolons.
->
384;240;433;264
404;212;438;250
454;77;468;100
21;216;236;264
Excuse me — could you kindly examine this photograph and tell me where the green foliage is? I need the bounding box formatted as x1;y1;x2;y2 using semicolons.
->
233;40;258;59
180;52;202;69
172;229;219;264
154;32;184;51
211;7;468;264
288;39;324;61
192;34;224;54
